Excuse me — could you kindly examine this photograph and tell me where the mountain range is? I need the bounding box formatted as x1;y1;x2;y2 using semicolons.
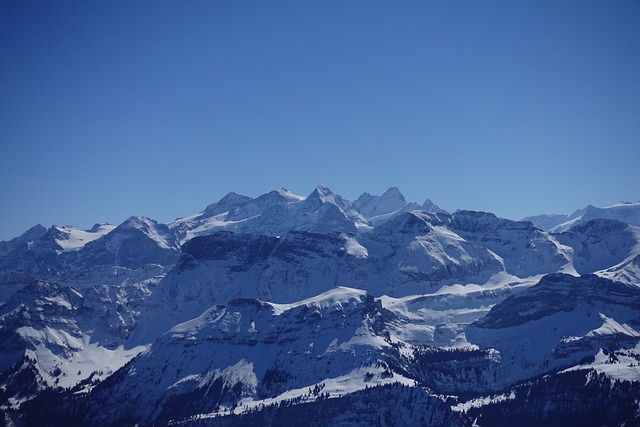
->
1;186;639;426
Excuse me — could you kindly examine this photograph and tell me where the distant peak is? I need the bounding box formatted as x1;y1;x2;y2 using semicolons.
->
202;192;253;217
308;185;335;200
28;224;48;233
315;184;332;195
352;187;414;220
381;187;406;203
218;191;252;205
120;215;158;230
421;199;447;214
8;224;48;243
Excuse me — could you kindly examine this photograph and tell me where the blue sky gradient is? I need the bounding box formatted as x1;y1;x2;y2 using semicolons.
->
1;1;639;240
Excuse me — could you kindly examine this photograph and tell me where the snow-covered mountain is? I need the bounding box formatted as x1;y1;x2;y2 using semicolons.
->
523;201;640;232
170;186;368;242
0;280;149;389
1;186;639;426
0;225;47;257
554;219;640;287
71;288;409;425
64;215;180;270
157;209;572;308
0;216;178;276
467;273;640;388
354;187;418;224
443;210;569;278
51;224;116;252
353;187;447;226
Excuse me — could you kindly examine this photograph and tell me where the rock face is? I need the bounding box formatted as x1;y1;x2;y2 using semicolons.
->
1;187;639;426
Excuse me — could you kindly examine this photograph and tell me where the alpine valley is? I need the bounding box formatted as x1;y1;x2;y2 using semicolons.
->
1;186;640;426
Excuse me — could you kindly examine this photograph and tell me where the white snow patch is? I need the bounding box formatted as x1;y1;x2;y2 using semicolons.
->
343;235;368;258
54;224;115;251
23;338;147;390
585;314;640;338
270;286;367;315
452;390;516;412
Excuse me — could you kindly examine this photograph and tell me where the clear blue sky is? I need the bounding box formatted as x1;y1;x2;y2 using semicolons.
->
1;1;639;240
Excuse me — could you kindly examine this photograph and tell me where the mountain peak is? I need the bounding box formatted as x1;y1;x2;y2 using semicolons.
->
354;187;417;222
380;187;406;203
421;199;447;214
306;185;338;204
26;224;48;236
0;224;49;257
310;184;333;198
18;224;48;243
219;191;252;205
120;215;156;229
202;192;253;218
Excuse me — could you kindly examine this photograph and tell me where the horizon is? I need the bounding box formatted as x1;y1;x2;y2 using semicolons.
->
1;1;639;241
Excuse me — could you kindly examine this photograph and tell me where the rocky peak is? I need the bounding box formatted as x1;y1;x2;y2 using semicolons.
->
202;192;253;218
